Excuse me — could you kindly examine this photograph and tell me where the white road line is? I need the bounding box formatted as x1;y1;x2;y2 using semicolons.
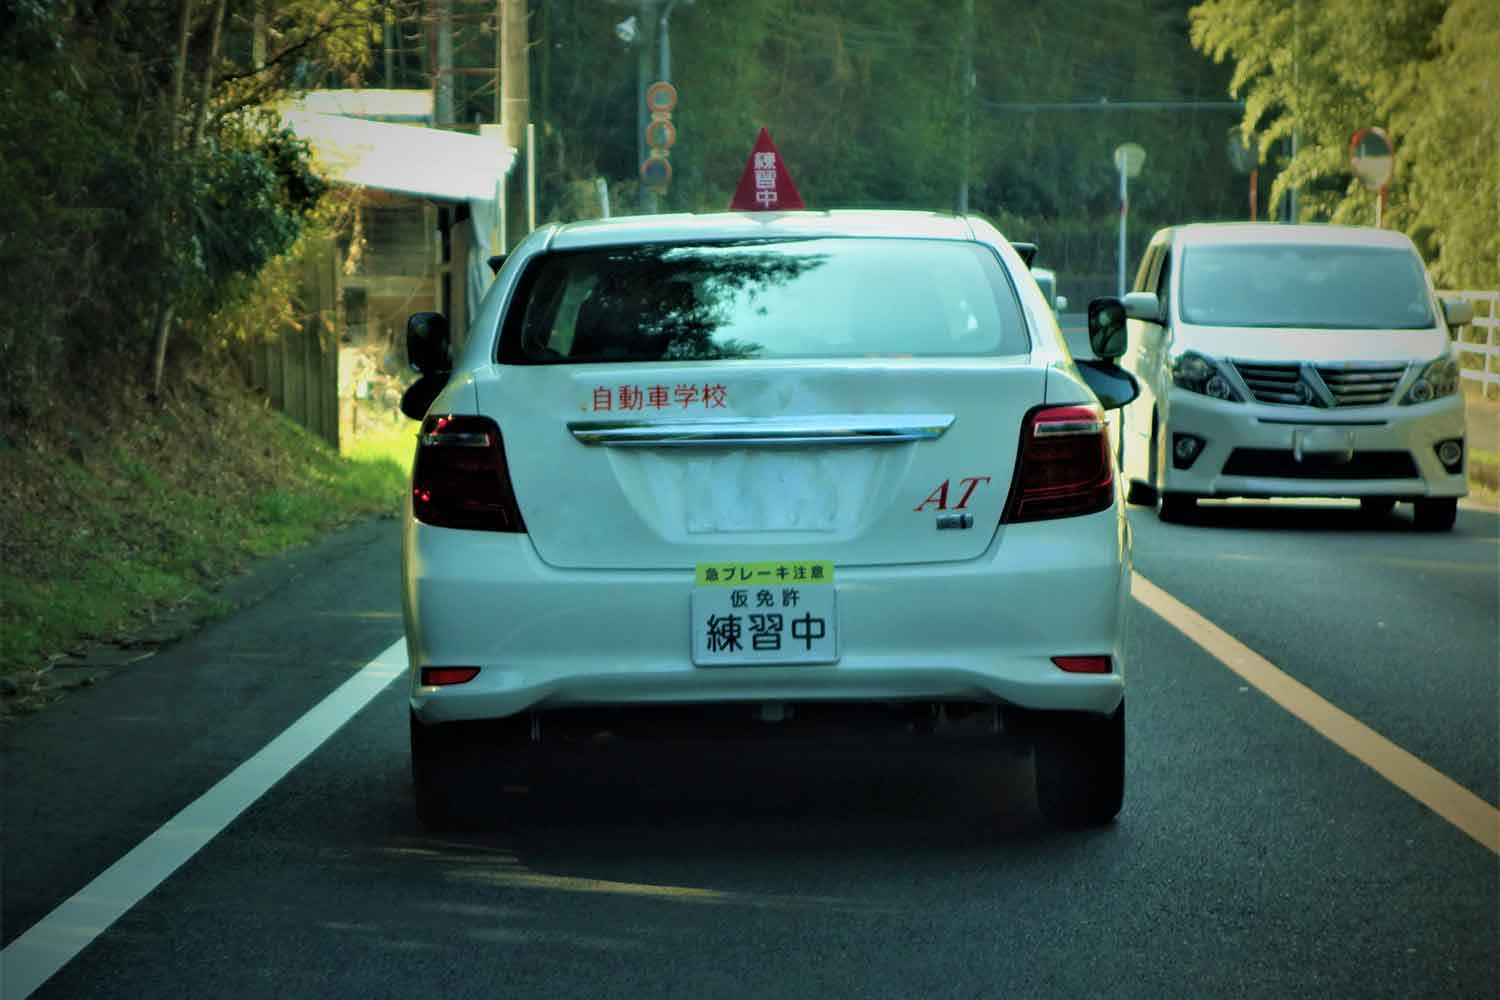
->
1132;573;1500;856
0;639;408;1000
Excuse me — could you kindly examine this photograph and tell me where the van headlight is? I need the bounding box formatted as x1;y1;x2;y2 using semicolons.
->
1401;356;1460;405
1170;351;1241;402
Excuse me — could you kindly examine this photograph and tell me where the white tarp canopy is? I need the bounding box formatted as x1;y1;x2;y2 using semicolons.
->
282;105;516;325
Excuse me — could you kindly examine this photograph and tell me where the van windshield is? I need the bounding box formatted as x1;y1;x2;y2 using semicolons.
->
499;238;1030;363
1180;243;1435;329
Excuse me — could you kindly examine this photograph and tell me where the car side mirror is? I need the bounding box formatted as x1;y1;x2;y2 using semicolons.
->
1076;359;1140;410
487;253;507;276
406;311;451;376
1087;297;1128;360
1442;297;1473;329
1121;291;1163;324
400;374;446;421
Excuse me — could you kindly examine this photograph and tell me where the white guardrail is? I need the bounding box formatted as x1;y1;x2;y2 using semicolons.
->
1439;290;1500;396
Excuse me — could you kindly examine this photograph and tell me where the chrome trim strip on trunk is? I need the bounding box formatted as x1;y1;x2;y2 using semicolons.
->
567;414;957;447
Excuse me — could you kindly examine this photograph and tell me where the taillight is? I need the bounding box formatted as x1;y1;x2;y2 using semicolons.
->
420;666;481;686
1052;656;1112;674
1003;404;1114;523
412;414;526;532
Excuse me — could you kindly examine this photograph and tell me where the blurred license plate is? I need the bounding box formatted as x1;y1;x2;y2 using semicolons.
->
691;561;838;666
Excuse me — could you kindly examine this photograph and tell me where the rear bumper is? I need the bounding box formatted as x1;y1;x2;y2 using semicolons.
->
403;507;1130;724
1160;389;1467;499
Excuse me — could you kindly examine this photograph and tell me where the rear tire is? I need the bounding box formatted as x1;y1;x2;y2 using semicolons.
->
1034;704;1125;829
411;713;469;831
1358;496;1397;519
1413;497;1457;532
1157;492;1197;523
1125;480;1157;506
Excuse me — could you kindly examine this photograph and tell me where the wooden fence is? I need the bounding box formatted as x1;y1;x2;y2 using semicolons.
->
245;239;341;448
1440;289;1499;400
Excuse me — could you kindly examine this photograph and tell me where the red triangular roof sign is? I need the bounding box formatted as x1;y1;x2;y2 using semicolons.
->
730;128;805;211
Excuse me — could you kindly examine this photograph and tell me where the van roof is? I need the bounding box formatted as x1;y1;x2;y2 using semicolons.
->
1169;222;1416;250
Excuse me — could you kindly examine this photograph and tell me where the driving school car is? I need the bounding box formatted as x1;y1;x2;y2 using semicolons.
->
400;209;1140;830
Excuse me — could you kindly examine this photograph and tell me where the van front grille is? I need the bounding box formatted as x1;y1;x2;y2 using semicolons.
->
1229;361;1408;407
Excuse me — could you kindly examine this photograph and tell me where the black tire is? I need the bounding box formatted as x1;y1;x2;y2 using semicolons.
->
1157;492;1197;523
1125;480;1158;507
1034;704;1125;829
1413;497;1457;532
1358;496;1397;519
411;712;468;831
1148;410;1193;523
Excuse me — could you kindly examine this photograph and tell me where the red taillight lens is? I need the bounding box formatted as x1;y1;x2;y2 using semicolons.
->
1052;655;1112;674
421;666;481;686
1003;404;1114;523
412;414;526;532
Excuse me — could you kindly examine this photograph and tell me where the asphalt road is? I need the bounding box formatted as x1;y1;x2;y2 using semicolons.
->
3;502;1497;999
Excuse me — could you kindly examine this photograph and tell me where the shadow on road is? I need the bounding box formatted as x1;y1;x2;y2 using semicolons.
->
420;740;1067;855
1151;499;1499;538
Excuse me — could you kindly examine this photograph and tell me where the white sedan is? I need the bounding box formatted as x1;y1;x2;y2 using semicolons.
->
400;210;1137;829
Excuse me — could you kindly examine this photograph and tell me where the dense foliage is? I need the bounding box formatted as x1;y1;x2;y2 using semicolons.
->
1191;0;1499;288
0;0;374;420
525;0;1245;299
11;0;1489;429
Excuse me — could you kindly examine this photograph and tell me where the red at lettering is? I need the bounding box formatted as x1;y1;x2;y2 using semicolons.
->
914;476;991;512
914;481;950;512
954;476;991;509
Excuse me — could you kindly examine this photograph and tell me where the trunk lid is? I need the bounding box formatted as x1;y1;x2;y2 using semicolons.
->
475;360;1044;570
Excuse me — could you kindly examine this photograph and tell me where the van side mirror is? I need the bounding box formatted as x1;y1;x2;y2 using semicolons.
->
487;254;507;276
1121;291;1163;324
1441;297;1473;329
1087;298;1128;360
406;311;451;376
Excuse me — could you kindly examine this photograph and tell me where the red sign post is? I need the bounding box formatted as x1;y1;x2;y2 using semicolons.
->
730;128;805;211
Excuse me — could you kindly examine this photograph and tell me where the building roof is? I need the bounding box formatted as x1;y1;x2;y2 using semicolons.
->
290;89;434;124
282;105;514;203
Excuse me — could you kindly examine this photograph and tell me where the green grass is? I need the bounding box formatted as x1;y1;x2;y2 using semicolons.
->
0;376;413;711
1470;448;1500;498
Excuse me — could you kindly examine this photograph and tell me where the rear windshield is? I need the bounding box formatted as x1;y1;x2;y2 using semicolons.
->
1180;243;1435;329
498;238;1030;363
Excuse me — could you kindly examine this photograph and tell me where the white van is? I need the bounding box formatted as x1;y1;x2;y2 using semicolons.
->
1115;223;1470;530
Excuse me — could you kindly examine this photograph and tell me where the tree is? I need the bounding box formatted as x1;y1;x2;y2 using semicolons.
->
1190;0;1497;287
0;0;379;418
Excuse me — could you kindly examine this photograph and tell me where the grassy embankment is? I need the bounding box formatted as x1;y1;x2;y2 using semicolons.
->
0;368;414;714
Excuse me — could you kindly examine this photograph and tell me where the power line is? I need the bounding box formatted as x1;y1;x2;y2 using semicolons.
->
982;99;1245;111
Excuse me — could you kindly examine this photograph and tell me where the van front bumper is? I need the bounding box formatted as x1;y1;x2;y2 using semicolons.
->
1158;389;1467;499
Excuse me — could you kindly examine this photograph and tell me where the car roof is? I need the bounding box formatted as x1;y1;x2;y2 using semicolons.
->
1168;222;1416;249
545;210;979;251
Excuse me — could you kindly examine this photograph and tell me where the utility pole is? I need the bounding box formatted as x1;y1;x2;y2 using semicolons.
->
1289;0;1301;222
957;0;973;214
252;0;266;71
382;6;395;89
637;1;657;212
434;0;453;126
500;0;531;245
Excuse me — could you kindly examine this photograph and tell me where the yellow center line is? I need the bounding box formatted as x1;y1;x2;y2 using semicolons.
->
1131;572;1500;856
